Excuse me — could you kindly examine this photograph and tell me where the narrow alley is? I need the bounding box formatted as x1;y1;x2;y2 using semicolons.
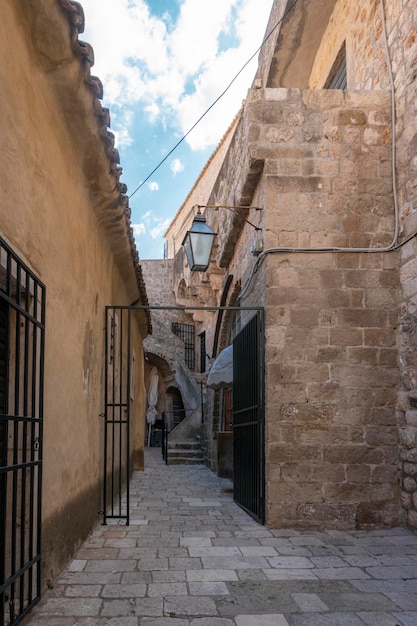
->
25;448;417;626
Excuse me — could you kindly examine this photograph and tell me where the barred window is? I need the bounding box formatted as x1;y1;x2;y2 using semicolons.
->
172;322;195;370
199;331;206;373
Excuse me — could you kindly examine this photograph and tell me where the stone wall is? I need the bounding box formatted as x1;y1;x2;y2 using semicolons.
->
160;0;417;529
262;93;400;528
141;258;217;452
310;0;417;532
210;85;399;529
378;0;417;530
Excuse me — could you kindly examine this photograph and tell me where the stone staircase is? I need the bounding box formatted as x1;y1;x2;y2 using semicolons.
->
166;441;204;465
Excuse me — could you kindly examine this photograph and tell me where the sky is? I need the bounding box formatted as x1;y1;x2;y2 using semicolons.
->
80;0;274;259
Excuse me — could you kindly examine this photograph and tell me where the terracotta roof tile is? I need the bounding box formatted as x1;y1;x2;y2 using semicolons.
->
58;0;151;333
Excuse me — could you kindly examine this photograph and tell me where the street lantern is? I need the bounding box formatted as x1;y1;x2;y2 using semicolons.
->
182;209;216;272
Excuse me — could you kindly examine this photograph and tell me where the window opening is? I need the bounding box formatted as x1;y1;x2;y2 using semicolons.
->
172;322;195;370
325;43;347;89
199;332;206;373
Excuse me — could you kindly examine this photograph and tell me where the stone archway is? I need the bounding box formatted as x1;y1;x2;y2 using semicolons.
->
144;352;174;445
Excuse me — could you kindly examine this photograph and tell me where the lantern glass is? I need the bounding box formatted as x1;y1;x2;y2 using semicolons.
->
182;214;216;272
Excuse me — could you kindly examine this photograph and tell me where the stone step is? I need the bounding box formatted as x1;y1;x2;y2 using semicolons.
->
168;441;201;450
167;456;205;465
166;442;204;465
168;450;203;459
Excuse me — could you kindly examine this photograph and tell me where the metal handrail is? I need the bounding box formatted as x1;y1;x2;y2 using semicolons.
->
161;408;197;463
161;414;169;464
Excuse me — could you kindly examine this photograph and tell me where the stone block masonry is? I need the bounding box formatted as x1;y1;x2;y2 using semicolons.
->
242;87;400;529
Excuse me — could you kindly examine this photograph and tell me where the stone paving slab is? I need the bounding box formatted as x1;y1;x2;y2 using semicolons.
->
24;447;417;626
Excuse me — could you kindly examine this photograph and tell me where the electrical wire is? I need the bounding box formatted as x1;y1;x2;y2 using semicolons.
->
128;0;298;200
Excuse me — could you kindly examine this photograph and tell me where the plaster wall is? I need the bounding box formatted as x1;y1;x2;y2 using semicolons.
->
0;1;146;582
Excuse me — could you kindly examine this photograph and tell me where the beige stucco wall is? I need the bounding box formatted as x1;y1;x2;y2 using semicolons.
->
1;0;147;583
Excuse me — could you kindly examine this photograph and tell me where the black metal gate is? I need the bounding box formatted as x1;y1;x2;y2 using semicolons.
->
102;306;132;525
233;312;265;523
0;238;46;626
102;305;264;526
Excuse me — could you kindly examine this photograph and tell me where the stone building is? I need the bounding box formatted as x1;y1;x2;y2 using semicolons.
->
140;121;239;462
0;1;149;622
149;0;417;531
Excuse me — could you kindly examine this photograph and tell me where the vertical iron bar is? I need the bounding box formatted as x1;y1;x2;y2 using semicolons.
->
200;381;204;424
20;331;28;615
161;412;165;462
118;309;123;518
126;309;131;525
111;313;116;517
0;244;8;626
11;263;22;615
28;281;38;602
0;299;9;626
258;309;265;524
19;269;31;616
102;308;109;525
37;280;46;602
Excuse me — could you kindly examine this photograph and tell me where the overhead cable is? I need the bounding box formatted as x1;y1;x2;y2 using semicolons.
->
128;0;298;200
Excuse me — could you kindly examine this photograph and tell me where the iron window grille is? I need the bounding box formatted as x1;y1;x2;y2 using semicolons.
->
172;322;195;370
199;331;206;373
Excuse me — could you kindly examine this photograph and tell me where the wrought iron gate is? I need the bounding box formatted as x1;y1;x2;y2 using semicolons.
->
233;312;265;523
102;305;264;526
102;306;132;525
0;238;46;626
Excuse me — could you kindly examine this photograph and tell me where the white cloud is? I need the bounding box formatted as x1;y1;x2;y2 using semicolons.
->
150;218;172;240
133;212;170;241
168;0;236;77
132;223;145;237
170;158;184;176
144;102;160;123
80;0;272;152
148;181;159;191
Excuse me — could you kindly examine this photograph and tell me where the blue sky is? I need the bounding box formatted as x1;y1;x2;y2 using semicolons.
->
81;0;273;259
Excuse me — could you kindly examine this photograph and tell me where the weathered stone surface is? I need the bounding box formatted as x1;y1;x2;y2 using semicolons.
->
153;0;415;532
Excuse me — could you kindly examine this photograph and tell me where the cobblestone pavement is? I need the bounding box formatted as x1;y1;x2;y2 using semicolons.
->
25;447;417;626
